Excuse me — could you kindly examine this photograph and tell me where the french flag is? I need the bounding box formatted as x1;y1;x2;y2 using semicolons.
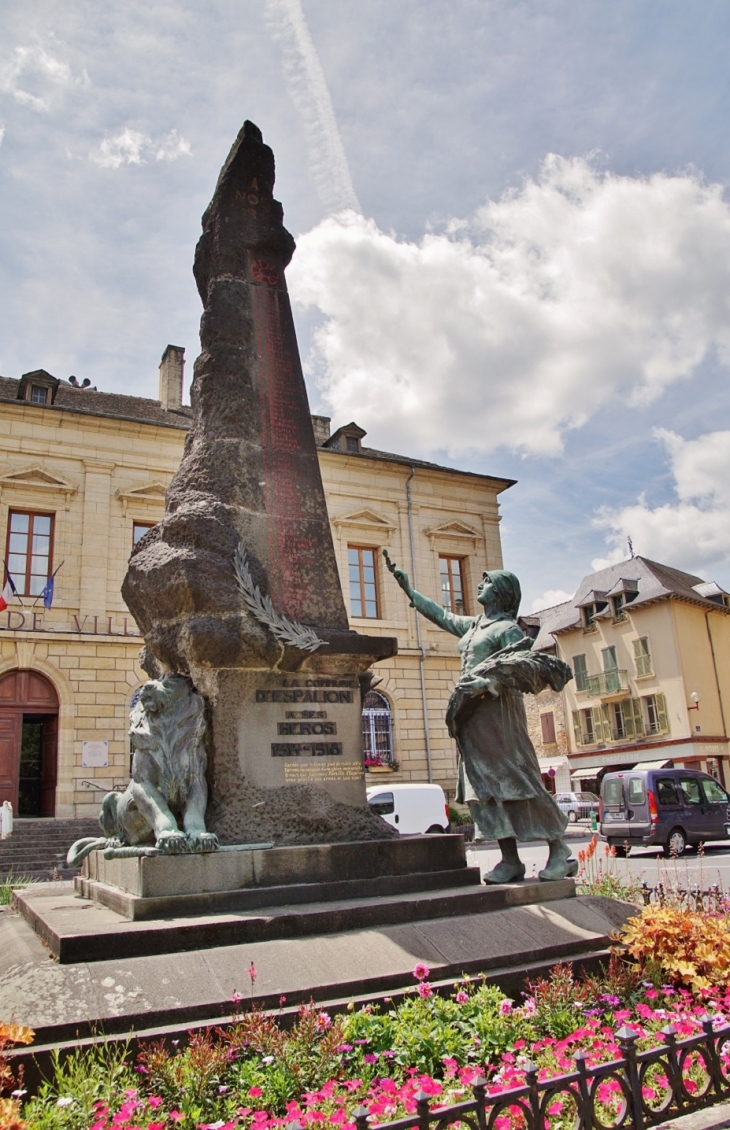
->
0;574;18;612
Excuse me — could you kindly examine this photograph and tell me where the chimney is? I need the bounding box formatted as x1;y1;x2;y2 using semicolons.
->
159;345;185;410
311;415;331;445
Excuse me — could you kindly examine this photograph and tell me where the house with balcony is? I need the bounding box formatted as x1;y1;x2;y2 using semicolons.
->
529;557;730;792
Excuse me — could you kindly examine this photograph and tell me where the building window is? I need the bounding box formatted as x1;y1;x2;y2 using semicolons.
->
573;707;596;745
540;712;556;745
30;386;48;404
602;646;618;671
634;636;653;678
348;546;379;618
644;693;669;736
439;556;467;615
612;593;625;617
611;701;627;740
582;605;595;628
573;654;588;691
345;435;359;453
6;510;54;596
132;521;155;546
362;690;394;765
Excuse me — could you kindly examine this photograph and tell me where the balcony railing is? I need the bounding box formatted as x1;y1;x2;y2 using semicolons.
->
584;668;629;697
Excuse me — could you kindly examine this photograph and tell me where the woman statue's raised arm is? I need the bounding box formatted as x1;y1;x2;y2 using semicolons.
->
382;549;471;638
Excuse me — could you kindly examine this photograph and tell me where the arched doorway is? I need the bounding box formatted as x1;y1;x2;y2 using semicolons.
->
0;669;59;816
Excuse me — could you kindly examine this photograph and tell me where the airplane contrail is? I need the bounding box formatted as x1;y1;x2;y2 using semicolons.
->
265;0;362;216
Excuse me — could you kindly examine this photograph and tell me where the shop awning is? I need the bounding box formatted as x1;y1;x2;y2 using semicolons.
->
631;759;672;770
570;766;602;779
538;757;568;773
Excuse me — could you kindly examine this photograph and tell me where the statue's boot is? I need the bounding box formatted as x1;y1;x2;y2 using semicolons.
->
539;839;579;882
483;837;526;885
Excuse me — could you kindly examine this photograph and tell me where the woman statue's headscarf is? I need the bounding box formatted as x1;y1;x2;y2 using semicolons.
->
487;570;521;620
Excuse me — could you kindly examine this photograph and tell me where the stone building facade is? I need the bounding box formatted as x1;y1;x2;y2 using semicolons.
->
530;558;730;792
0;349;514;818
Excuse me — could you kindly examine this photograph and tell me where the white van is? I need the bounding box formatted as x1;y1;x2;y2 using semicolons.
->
366;782;451;835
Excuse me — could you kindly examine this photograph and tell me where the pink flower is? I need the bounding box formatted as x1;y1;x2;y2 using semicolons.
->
455;991;469;1004
316;1011;333;1030
248;961;257;983
169;1114;185;1123
413;962;430;981
417;982;433;998
499;999;513;1016
249;1087;263;1098
147;1097;163;1109
231;991;243;1004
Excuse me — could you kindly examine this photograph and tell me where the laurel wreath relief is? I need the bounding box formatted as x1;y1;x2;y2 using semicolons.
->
233;541;327;653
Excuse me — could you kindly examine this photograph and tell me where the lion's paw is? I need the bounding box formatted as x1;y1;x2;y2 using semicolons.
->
194;832;219;853
155;830;189;855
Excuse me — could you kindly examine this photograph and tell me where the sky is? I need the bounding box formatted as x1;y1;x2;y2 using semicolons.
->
1;1;730;612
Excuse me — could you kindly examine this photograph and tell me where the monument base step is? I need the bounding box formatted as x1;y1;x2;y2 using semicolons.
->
74;865;483;920
15;874;577;963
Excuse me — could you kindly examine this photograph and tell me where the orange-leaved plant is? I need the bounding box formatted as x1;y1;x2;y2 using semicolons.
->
0;1021;34;1130
620;905;730;991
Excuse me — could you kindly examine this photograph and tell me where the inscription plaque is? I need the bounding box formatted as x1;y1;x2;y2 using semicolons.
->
227;670;366;802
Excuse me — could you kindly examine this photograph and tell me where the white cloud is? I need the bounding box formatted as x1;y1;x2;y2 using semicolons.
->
90;127;192;169
289;156;730;460
0;44;87;112
265;0;360;215
595;428;730;577
530;588;574;613
154;129;192;162
0;122;5;149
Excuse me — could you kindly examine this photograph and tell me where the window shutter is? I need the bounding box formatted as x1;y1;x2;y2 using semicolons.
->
541;713;556;744
656;693;669;734
630;697;644;738
633;637;652;677
599;704;612;742
622;701;635;739
572;710;583;746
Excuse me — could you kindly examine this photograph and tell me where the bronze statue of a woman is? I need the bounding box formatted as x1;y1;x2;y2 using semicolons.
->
384;552;577;883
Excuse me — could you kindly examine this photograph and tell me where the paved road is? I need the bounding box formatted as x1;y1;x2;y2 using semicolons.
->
466;828;730;890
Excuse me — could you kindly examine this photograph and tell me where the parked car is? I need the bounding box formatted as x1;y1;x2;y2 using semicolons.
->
555;791;600;823
366;783;451;835
599;768;730;857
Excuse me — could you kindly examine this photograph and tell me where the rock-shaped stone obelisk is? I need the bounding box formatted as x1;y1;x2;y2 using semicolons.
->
123;121;396;845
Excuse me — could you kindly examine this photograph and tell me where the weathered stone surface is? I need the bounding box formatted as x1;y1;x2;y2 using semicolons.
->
122;120;379;675
120;121;396;840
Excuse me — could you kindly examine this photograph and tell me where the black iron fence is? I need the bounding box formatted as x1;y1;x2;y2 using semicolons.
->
287;1021;730;1130
640;882;728;912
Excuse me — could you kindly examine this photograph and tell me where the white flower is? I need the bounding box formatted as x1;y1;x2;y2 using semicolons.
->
262;1055;275;1065
56;1097;74;1107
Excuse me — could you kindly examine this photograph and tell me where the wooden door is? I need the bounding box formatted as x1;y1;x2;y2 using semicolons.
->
0;712;22;808
39;715;58;817
0;670;59;814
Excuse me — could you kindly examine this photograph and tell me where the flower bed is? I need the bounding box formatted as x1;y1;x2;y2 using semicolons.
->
6;907;730;1130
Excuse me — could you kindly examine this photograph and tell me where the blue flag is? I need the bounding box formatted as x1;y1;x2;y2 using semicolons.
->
42;575;54;609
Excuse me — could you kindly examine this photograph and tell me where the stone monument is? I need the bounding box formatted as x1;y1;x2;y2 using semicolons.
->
121;120;397;847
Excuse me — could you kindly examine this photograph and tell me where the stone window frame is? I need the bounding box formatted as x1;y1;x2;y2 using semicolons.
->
438;554;468;615
5;508;56;597
132;520;156;547
347;544;381;619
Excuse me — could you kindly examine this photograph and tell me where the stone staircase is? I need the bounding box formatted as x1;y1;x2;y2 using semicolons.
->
0;818;101;882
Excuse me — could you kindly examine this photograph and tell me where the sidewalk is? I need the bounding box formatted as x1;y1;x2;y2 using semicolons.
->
656;1103;730;1130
